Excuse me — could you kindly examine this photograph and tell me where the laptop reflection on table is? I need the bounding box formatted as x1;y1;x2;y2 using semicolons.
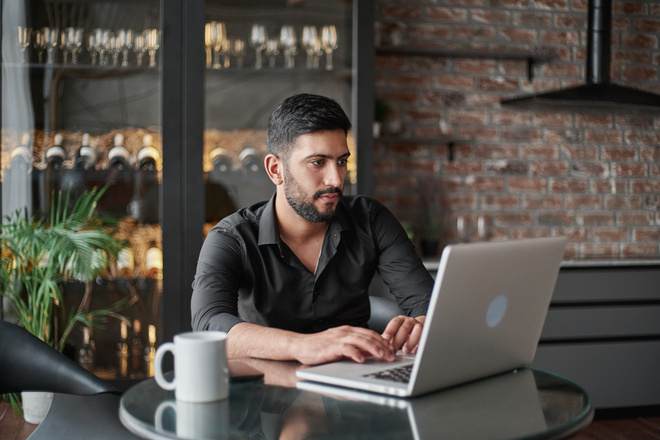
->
298;368;548;440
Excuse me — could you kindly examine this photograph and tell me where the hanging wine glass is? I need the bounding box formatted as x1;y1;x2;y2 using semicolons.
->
34;28;47;63
279;25;297;69
86;32;97;65
231;38;246;68
17;26;32;63
220;38;231;68
108;32;120;66
144;29;160;68
204;22;216;68
320;25;338;70
211;22;227;69
43;27;59;64
59;29;69;64
133;32;146;67
249;24;267;69
301;25;319;69
117;29;134;67
65;27;83;65
265;38;279;68
95;28;111;66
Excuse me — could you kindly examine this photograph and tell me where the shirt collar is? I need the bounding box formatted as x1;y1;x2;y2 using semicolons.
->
257;192;354;247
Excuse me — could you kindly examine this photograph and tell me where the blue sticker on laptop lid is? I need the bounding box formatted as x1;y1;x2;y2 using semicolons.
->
486;295;508;328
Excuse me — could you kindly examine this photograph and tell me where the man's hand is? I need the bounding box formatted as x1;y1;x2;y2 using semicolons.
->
381;315;426;354
227;322;396;366
293;326;396;365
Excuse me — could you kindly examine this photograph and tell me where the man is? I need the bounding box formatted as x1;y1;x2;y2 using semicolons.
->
192;93;433;365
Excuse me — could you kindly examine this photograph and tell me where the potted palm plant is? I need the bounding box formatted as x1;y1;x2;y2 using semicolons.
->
0;186;128;423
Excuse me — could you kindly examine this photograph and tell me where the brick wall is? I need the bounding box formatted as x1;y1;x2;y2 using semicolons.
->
373;0;660;260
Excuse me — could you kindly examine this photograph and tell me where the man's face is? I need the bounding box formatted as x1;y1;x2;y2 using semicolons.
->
281;129;350;223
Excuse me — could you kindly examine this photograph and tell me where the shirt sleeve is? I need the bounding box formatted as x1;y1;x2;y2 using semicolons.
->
371;203;434;318
191;227;247;332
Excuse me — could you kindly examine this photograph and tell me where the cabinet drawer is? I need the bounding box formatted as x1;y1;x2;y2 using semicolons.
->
533;341;660;408
541;305;660;341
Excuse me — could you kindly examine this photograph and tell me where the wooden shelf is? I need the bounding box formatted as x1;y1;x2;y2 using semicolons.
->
375;135;472;161
375;46;556;81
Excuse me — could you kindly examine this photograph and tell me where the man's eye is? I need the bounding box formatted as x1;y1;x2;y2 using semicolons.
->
311;159;325;166
338;159;348;166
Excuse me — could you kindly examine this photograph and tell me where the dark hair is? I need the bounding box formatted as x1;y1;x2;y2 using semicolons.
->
267;93;352;159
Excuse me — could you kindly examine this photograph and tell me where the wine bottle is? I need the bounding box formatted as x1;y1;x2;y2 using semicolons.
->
130;319;145;377
77;325;95;372
144;324;157;377
39;133;66;219
145;241;163;280
117;247;135;278
98;133;133;219
75;133;97;170
239;147;260;173
210;147;232;173
128;134;160;223
62;133;96;204
117;321;129;377
6;133;34;216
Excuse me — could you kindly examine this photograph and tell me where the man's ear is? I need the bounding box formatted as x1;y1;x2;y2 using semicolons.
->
264;154;283;185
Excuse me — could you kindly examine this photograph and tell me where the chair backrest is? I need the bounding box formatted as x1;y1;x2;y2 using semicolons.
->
0;320;120;396
368;296;404;334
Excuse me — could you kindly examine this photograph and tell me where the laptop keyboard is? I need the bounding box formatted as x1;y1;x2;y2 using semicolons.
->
364;364;413;383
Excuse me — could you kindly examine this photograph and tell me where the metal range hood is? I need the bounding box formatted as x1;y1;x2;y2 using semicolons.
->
501;0;660;111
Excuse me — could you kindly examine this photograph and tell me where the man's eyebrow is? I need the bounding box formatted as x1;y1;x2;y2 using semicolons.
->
303;152;352;160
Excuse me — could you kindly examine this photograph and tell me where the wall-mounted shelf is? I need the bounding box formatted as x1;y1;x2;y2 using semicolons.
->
375;46;556;81
375;135;472;161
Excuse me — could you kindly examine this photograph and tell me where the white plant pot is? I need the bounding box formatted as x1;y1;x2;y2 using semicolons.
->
21;391;53;424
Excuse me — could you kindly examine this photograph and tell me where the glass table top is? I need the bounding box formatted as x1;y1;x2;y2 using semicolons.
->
120;361;593;440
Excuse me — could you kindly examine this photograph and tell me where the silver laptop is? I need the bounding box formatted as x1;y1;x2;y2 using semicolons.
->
296;236;567;397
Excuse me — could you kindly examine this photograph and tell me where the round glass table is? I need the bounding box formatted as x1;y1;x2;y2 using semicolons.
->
120;362;593;440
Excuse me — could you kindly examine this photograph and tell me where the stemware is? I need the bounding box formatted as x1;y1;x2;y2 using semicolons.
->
108;33;120;66
64;27;83;64
43;27;59;64
265;38;279;68
117;29;134;67
320;25;338;70
210;22;227;69
133;33;146;67
279;25;297;69
34;29;47;63
249;24;267;69
86;32;97;65
231;38;246;68
17;26;32;63
144;29;160;67
94;28;111;66
204;22;216;68
301;25;319;69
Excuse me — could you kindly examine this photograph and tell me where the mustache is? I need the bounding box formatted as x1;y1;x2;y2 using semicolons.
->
314;187;343;199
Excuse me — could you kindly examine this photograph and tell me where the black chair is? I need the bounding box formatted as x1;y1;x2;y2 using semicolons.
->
0;321;139;439
0;320;119;395
368;295;405;334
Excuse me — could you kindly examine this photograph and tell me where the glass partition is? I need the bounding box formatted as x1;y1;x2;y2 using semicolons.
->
1;0;163;380
202;0;356;230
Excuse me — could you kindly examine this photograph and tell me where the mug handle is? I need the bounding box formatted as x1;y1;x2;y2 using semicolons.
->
154;400;176;433
154;342;176;390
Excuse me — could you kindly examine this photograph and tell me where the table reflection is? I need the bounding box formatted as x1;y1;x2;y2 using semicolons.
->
120;361;592;440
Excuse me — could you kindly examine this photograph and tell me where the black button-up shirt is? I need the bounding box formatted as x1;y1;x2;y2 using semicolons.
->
191;194;433;334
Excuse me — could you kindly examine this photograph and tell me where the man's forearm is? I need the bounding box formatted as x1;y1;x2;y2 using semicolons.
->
226;322;300;361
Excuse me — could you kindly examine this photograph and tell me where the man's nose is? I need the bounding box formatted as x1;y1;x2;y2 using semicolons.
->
323;163;344;188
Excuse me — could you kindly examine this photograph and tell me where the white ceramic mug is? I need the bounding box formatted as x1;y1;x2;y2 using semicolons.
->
154;331;229;402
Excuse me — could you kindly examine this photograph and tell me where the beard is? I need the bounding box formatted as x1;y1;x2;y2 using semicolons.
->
283;167;342;223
